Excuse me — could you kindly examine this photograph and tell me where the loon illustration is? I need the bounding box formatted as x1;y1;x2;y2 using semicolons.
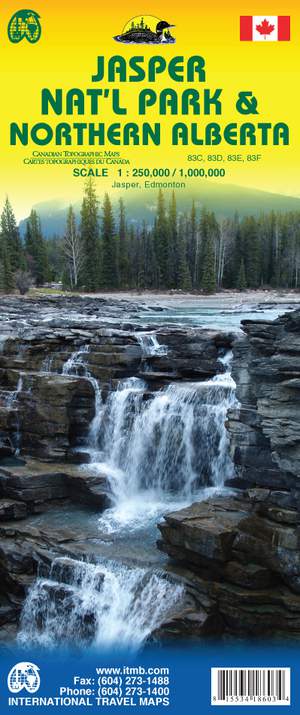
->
114;19;175;44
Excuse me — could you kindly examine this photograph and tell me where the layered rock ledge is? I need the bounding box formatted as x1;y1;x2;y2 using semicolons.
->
1;296;300;643
158;309;300;639
0;295;234;642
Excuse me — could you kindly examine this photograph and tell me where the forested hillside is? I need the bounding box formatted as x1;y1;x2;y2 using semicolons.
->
1;179;300;293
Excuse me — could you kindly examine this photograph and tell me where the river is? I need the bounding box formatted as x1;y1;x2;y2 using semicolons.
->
14;301;289;650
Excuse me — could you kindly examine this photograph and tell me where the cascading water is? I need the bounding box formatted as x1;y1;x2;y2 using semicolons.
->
3;375;24;454
62;345;103;437
19;340;236;651
38;346;102;461
4;375;23;408
40;355;54;373
18;557;184;650
137;332;167;357
62;345;90;376
83;359;236;531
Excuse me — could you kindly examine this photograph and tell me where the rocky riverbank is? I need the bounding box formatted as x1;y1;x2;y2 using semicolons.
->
0;295;299;645
158;309;300;640
0;295;234;644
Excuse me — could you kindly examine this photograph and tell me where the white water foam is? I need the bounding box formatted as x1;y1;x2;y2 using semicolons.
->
40;355;54;373
62;345;103;444
19;346;236;650
2;376;24;455
62;345;90;375
137;332;167;357
18;557;184;650
83;355;236;533
4;375;23;408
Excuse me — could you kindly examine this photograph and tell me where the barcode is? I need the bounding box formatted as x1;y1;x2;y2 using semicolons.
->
211;668;290;706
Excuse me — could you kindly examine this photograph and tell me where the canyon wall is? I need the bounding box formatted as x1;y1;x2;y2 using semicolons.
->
0;296;233;642
158;310;300;639
1;296;300;643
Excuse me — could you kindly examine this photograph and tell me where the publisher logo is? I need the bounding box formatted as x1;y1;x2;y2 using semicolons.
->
8;10;41;44
114;15;175;44
7;662;40;694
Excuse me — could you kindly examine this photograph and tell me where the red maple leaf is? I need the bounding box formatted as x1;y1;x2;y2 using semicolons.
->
256;18;275;36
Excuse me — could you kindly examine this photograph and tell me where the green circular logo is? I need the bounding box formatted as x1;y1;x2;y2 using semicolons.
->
8;10;41;44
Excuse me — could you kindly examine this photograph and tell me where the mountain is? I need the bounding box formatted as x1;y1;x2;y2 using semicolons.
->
19;185;300;239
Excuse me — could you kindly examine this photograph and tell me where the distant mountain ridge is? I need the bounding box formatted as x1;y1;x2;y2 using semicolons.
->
19;184;300;239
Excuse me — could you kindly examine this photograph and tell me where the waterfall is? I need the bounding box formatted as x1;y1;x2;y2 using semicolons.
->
218;348;234;369
18;557;184;650
4;375;23;408
18;344;236;651
137;332;167;357
3;376;24;455
62;345;90;375
82;356;236;532
88;379;104;451
92;377;145;470
40;355;54;373
62;346;103;447
87;370;235;500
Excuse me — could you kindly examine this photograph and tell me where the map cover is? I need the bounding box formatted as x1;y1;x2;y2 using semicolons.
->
0;1;299;713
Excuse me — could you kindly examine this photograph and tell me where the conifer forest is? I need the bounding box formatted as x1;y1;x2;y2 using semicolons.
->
1;178;300;294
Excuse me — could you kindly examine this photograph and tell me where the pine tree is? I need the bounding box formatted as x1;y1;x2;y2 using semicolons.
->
187;201;197;286
138;222;148;290
127;225;137;289
167;192;178;288
25;210;49;285
102;193;118;289
0;260;4;292
1;241;14;292
80;178;100;291
236;259;247;290
144;228;157;289
197;209;218;291
270;215;281;287
118;198;129;288
136;225;146;291
154;190;168;287
222;214;240;289
259;213;274;286
241;216;261;288
46;235;64;282
0;197;23;272
177;215;192;290
201;228;216;293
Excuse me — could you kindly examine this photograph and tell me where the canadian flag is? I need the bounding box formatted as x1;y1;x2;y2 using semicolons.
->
240;16;290;41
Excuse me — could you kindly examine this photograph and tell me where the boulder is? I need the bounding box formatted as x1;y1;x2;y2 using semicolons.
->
158;491;300;636
50;557;105;591
228;310;300;489
0;458;112;511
